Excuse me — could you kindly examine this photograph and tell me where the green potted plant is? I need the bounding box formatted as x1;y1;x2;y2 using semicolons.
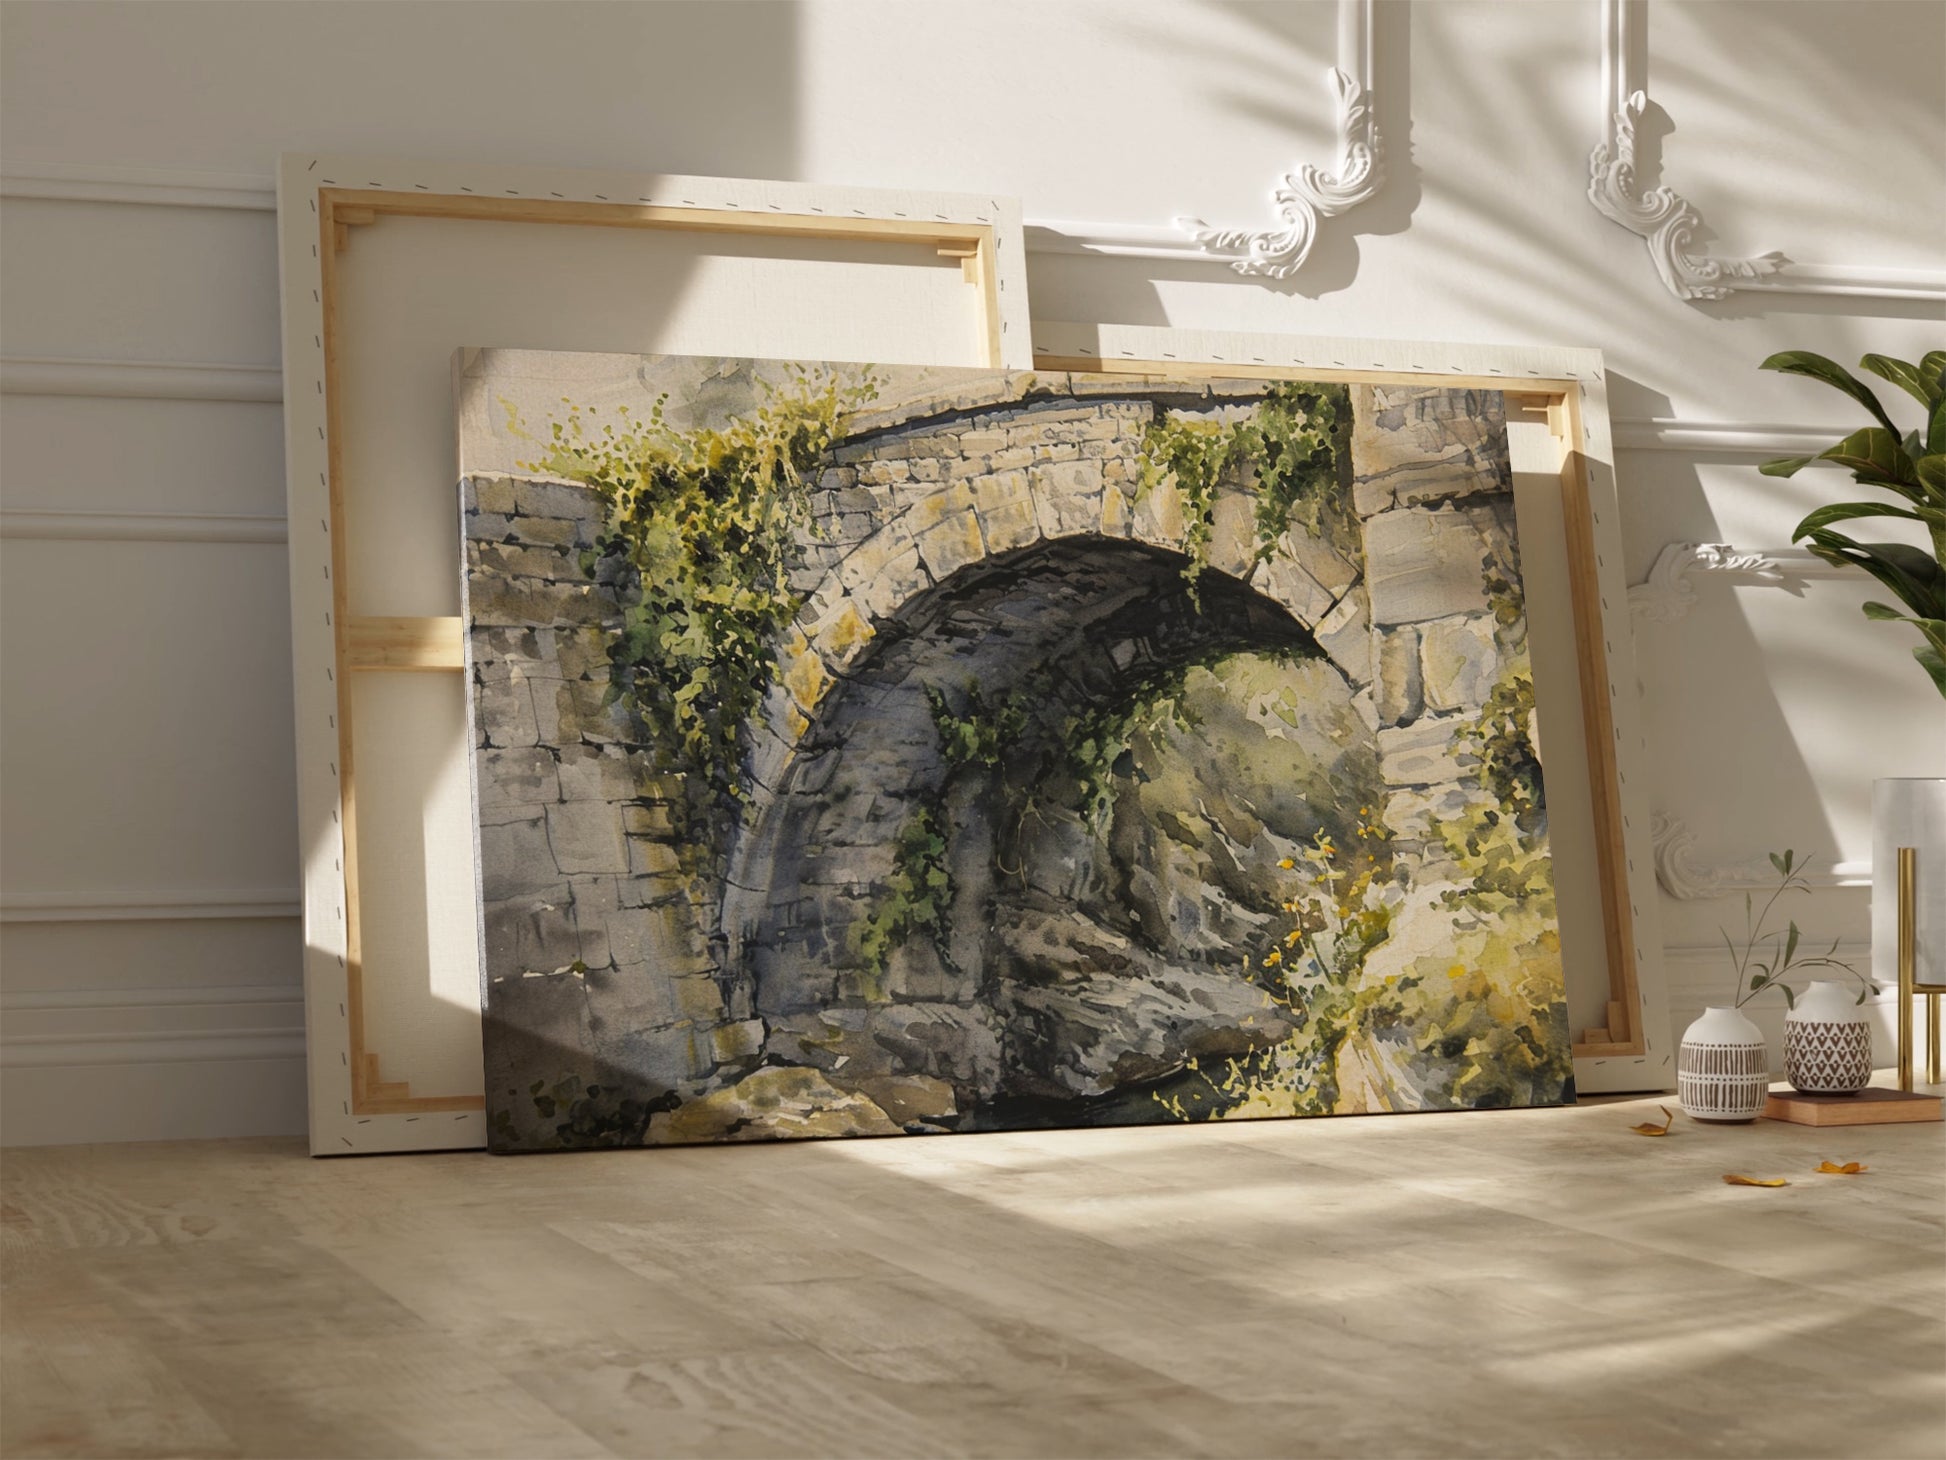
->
1758;348;1944;696
1759;350;1944;1052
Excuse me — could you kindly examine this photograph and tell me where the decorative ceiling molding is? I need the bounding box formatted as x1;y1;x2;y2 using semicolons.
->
1629;541;1850;624
1590;0;1944;305
1650;813;1869;900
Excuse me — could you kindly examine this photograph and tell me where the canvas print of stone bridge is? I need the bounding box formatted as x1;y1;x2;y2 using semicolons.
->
455;348;1573;1153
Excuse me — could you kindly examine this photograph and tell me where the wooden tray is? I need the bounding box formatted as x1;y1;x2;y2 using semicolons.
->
1763;1088;1944;1127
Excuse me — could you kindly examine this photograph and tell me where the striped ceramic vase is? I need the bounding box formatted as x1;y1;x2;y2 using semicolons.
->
1678;1005;1770;1122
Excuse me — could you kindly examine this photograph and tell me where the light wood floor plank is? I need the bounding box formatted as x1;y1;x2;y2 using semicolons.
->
3;1092;1941;1459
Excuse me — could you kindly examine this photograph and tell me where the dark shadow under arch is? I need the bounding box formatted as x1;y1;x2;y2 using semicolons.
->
717;534;1345;1114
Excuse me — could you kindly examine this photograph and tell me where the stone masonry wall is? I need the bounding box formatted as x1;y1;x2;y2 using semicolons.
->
463;477;758;1143
1345;385;1520;869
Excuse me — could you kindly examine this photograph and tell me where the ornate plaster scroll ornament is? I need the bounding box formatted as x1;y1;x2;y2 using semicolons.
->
1628;542;1783;624
1175;65;1385;280
1651;812;1729;900
1587;89;1786;302
1652;813;1869;899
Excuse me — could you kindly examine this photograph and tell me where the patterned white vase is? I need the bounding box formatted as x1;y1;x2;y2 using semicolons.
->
1678;1005;1769;1122
1784;979;1872;1094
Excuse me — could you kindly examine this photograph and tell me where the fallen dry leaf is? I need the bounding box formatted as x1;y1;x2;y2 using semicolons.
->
1815;1160;1868;1175
1722;1174;1790;1188
1629;1105;1677;1136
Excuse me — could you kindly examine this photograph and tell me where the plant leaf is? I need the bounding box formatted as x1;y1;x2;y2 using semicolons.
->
1723;1174;1790;1188
1915;644;1946;698
1916;454;1946;498
1800;534;1946;619
1861;353;1944;409
1784;921;1801;966
1816;427;1917;488
1814;1160;1868;1175
1929;396;1946;456
1762;351;1902;438
1795;501;1938;535
1769;851;1785;875
1760;454;1815;478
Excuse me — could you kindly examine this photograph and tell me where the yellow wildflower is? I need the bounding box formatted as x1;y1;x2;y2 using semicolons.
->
1263;949;1283;966
1284;930;1303;947
1277;857;1296;870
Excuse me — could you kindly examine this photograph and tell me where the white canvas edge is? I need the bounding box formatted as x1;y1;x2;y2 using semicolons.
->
1032;321;1673;1095
277;152;1033;1155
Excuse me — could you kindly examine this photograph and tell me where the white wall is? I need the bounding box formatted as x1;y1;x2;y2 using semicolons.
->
3;0;1941;1145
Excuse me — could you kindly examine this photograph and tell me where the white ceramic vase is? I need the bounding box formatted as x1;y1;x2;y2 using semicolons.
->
1783;979;1872;1095
1678;1005;1769;1122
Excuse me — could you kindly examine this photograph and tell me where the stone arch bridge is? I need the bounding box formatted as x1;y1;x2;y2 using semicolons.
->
464;374;1515;1146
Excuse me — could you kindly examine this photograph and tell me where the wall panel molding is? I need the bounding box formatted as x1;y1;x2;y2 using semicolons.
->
0;355;282;403
1609;418;1853;455
0;509;288;544
0;983;304;1070
0;159;277;211
0;349;1858;467
1650;812;1870;900
1588;0;1946;305
1628;542;1850;625
0;890;302;923
2;0;1386;285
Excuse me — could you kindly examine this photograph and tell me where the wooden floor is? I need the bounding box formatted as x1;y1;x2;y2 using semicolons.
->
3;1091;1942;1460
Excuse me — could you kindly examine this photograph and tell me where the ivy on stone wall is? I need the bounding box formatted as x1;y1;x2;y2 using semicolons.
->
517;370;876;822
1136;382;1354;604
854;802;954;978
924;681;1026;773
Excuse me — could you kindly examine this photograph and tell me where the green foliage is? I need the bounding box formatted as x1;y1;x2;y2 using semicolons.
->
519;368;879;817
854;802;953;977
1136;383;1353;604
924;680;1027;773
1471;661;1544;826
1061;660;1202;825
1759;348;1946;698
1430;654;1552;912
1720;850;1877;1010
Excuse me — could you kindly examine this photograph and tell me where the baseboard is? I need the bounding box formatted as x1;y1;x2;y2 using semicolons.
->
0;980;307;1145
1;1058;305;1146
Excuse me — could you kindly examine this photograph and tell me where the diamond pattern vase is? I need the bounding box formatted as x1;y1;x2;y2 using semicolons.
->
1784;979;1872;1095
1678;1005;1770;1122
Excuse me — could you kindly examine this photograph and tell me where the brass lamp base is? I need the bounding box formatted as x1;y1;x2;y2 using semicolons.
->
1896;845;1945;1091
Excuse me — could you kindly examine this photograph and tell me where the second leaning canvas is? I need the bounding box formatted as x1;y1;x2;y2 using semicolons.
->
456;351;1572;1152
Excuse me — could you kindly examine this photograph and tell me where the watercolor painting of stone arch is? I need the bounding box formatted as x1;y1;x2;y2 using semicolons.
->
455;350;1572;1152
